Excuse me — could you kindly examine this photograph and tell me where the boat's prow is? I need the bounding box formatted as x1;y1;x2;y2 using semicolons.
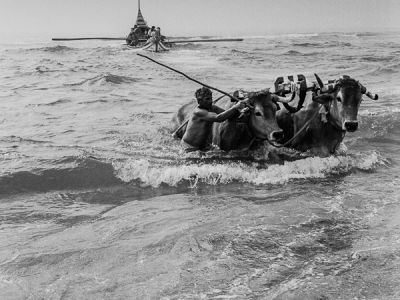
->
125;40;170;52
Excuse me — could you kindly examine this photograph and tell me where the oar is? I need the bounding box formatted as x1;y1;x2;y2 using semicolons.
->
52;37;243;42
52;37;126;41
168;38;243;44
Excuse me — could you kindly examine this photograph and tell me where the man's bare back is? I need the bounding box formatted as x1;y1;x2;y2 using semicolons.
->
181;87;245;151
182;105;224;149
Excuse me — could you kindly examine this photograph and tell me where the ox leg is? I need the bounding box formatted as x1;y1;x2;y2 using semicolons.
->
267;151;285;165
335;142;348;155
319;146;330;157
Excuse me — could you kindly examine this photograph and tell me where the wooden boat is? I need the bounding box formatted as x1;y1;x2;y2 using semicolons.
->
122;0;169;51
125;40;170;52
52;0;243;51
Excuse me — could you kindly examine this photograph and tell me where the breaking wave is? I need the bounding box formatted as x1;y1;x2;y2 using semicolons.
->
113;151;386;188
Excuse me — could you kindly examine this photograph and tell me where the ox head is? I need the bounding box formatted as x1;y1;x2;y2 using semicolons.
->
312;74;378;132
239;89;292;142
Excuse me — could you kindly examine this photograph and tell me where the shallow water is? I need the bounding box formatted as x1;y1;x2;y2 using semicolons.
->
0;32;399;299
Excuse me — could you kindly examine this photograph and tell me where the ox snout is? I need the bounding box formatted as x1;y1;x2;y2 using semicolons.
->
344;121;358;132
270;130;284;141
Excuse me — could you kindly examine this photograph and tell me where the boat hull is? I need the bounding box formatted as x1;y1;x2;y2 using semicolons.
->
125;40;170;52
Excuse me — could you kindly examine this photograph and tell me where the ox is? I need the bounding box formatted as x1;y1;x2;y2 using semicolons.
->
172;90;291;151
276;74;378;156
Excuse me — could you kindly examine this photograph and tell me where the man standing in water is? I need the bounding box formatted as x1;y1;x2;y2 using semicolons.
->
180;87;245;152
154;27;161;52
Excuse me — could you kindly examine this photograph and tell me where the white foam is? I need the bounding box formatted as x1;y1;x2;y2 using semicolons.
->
113;151;385;188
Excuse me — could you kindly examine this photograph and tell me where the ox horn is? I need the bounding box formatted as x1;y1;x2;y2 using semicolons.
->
359;83;379;100
314;73;336;93
271;94;295;104
314;73;324;89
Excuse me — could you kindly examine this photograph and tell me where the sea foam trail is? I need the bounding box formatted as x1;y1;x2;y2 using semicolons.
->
113;152;385;188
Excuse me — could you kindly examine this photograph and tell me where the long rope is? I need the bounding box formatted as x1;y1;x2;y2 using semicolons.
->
137;53;241;102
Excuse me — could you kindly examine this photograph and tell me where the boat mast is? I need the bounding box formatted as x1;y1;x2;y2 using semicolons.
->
135;0;149;37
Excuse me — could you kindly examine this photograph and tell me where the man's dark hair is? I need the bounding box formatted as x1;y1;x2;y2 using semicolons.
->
195;87;212;100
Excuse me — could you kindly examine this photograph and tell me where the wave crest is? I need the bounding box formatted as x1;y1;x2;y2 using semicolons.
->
113;152;385;188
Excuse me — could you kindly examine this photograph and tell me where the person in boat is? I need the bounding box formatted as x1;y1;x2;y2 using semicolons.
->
147;26;155;37
155;27;161;38
126;26;139;46
180;87;246;152
143;26;159;46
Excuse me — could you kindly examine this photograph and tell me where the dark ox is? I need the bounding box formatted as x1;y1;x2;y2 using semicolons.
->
172;90;290;151
276;75;378;156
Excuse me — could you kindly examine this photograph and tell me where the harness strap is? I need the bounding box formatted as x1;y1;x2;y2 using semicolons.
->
265;108;321;148
282;80;310;113
324;100;345;132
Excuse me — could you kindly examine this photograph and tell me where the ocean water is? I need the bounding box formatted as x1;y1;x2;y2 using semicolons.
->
0;32;399;299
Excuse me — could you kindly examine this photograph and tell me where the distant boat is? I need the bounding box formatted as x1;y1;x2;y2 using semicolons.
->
52;0;243;51
123;0;170;51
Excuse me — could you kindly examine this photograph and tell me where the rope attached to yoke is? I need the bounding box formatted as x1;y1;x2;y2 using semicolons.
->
137;54;241;102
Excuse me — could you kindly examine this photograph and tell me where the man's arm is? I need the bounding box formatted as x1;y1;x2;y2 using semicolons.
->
196;101;245;123
211;105;225;114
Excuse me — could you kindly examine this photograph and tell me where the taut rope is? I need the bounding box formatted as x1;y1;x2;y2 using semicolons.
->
137;54;241;102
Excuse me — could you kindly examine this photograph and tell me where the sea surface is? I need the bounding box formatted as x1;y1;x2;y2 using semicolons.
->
0;32;399;299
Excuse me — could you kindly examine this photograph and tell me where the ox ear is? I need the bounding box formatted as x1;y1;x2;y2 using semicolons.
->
312;93;333;104
314;73;338;93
